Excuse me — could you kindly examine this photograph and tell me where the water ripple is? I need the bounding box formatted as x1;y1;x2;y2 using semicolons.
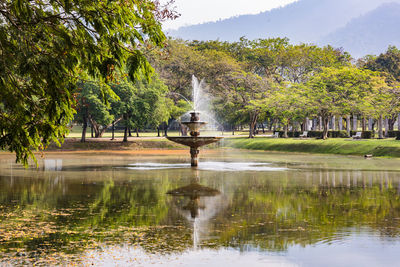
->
124;162;287;172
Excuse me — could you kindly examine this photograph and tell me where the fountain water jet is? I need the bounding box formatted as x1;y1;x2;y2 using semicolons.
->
166;76;223;167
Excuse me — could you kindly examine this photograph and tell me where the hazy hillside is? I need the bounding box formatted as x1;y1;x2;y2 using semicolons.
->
168;0;399;43
319;3;400;58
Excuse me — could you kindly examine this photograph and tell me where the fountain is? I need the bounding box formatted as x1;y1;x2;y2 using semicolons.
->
167;112;223;167
166;76;223;167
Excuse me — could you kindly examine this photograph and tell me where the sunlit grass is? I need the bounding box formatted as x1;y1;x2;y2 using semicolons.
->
224;137;400;158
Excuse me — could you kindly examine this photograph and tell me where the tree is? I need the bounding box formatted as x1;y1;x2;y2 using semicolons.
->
220;71;271;138
362;46;400;130
363;83;399;138
265;83;308;138
306;67;387;139
363;46;400;83
130;75;170;137
110;82;136;142
148;39;204;100
75;82;117;142
0;0;174;165
110;73;170;141
278;44;351;83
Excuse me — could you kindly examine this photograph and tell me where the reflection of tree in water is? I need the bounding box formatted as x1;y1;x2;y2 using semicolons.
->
0;174;185;263
210;171;400;252
1;169;400;263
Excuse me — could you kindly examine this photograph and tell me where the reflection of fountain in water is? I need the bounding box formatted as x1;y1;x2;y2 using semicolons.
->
167;171;226;249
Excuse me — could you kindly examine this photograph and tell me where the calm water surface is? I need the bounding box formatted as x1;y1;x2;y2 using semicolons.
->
0;149;400;266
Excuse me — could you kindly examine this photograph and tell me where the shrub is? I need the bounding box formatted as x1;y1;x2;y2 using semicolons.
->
328;131;349;138
350;131;374;139
385;130;398;138
276;130;374;139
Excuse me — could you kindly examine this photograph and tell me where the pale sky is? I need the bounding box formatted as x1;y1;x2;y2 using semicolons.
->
162;0;298;30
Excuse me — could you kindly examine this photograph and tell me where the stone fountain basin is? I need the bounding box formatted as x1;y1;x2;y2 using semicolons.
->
166;136;223;148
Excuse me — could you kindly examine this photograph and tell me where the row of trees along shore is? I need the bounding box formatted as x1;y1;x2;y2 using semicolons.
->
2;0;400;165
78;38;400;141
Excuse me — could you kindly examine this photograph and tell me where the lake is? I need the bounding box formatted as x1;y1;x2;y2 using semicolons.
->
0;149;399;266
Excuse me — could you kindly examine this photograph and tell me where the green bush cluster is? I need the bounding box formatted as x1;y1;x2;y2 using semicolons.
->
385;131;399;138
383;131;400;140
277;130;375;139
349;131;375;139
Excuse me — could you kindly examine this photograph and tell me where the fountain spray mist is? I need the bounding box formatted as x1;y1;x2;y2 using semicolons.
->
166;75;223;167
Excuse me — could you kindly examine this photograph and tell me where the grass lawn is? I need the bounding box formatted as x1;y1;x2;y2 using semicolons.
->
224;137;400;158
66;125;246;139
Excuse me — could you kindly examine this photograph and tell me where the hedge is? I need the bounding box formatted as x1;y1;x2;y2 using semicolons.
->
277;130;375;139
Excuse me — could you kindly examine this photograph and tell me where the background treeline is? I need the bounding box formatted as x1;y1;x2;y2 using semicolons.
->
75;37;400;140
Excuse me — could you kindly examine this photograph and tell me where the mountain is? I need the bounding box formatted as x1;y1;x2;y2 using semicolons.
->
319;2;400;58
167;0;399;43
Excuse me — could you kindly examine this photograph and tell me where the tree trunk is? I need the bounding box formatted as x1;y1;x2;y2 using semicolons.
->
312;118;318;131
81;110;88;143
338;116;343;131
319;117;322;131
322;116;329;140
164;122;168;136
352;115;358;131
368;118;373;131
157;127;160;137
398;113;400;131
123;126;128;142
268;118;273;131
87;116;101;138
136;128;139;137
388;116;396;131
232;124;235;135
111;122;115;140
378;115;383;139
283;124;288;138
248;112;258;138
180;124;187;136
128;128;132;137
249;122;254;138
91;125;94;138
385;118;389;138
305;117;310;131
346;115;351;137
96;116;122;139
362;117;366;131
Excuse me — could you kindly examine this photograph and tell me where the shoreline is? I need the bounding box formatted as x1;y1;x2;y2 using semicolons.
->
3;136;400;159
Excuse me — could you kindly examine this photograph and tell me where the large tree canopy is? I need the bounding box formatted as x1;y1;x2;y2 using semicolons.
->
0;0;175;165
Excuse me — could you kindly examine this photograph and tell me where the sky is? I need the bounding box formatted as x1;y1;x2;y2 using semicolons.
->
162;0;298;30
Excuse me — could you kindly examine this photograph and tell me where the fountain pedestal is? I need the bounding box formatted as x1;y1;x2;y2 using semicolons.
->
166;111;223;167
190;147;200;167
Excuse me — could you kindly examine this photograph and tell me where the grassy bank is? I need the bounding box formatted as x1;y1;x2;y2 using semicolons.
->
224;137;400;158
44;136;400;158
46;138;185;151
